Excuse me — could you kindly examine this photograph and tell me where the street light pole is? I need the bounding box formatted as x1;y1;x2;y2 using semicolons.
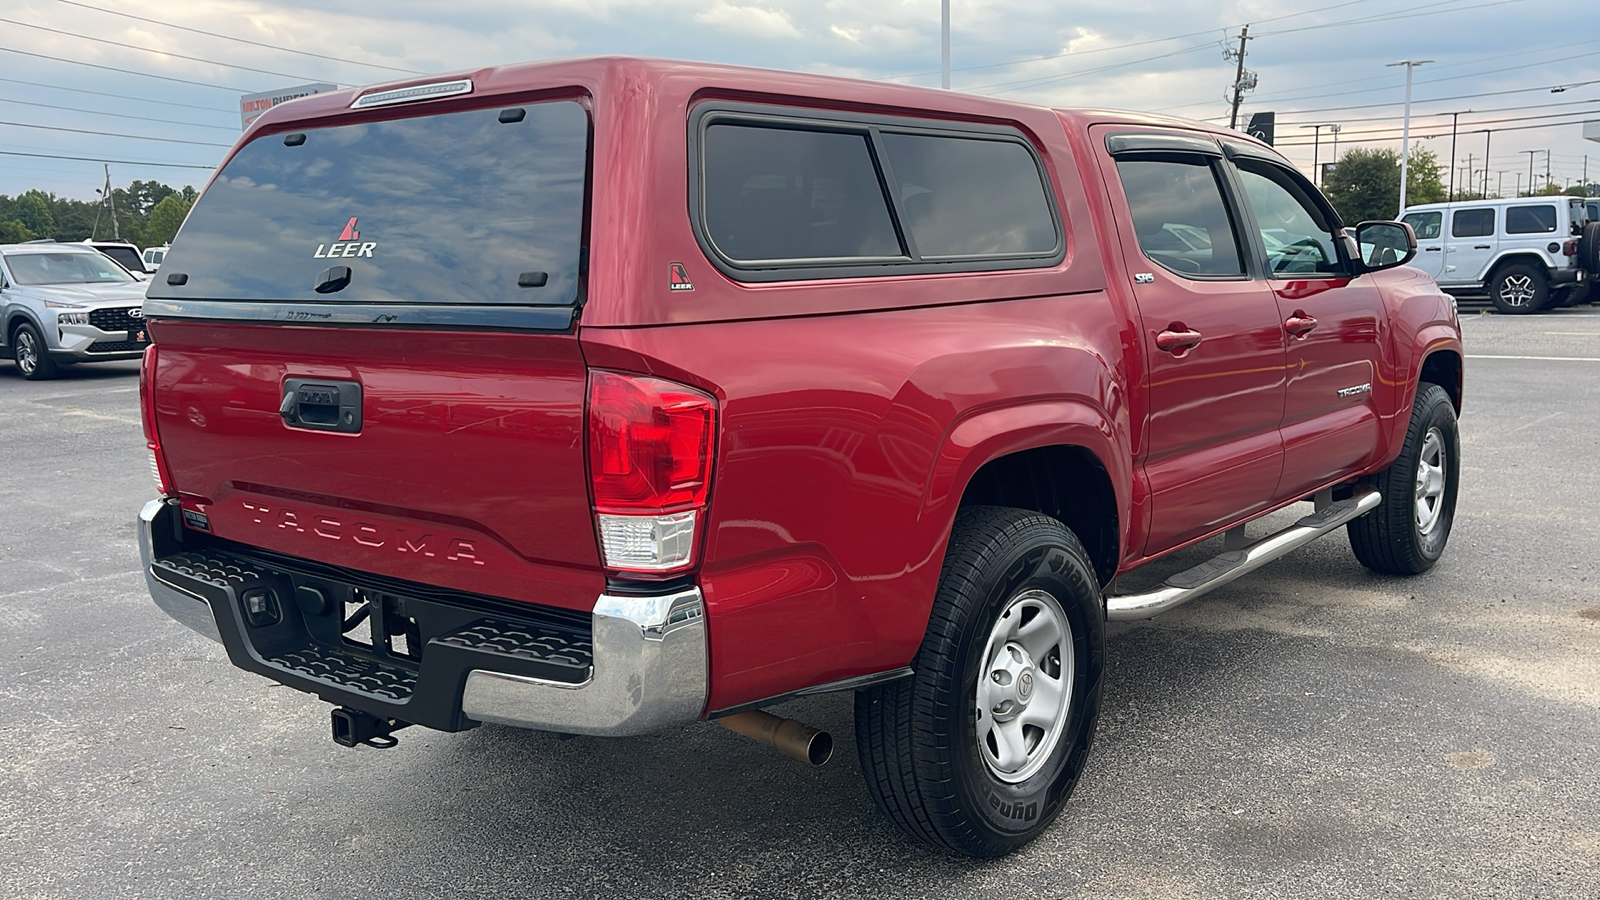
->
1301;124;1331;185
1390;59;1433;216
1482;130;1492;199
1435;110;1467;201
940;0;950;89
1522;149;1537;196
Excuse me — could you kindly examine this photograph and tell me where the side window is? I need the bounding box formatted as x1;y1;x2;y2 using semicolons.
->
702;124;902;262
1505;204;1557;235
877;133;1056;257
1233;161;1343;276
1402;211;1442;240
1452;208;1495;238
1113;157;1245;277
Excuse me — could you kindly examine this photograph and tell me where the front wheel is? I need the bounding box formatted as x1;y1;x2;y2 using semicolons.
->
1488;263;1548;314
1348;383;1459;575
855;506;1105;857
11;322;59;380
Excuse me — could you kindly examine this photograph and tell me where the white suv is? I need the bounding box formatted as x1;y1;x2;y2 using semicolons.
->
1400;196;1592;314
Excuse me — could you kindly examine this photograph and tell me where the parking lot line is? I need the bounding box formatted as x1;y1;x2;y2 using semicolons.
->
1465;354;1600;362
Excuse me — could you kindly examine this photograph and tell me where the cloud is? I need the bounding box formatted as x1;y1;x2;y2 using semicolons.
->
694;3;801;40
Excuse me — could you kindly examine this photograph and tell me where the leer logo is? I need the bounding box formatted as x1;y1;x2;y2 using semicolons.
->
314;216;376;259
669;261;693;291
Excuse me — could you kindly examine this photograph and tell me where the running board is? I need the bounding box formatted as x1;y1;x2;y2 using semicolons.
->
1105;487;1382;622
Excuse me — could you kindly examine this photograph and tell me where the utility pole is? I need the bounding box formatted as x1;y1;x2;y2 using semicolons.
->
1438;110;1467;201
1482;130;1492;199
940;0;950;89
1226;26;1253;130
96;164;121;241
1496;170;1505;198
1329;123;1341;164
1544;149;1551;193
1301;124;1334;185
1463;153;1474;198
1521;149;1537;196
1515;172;1523;198
1389;59;1433;216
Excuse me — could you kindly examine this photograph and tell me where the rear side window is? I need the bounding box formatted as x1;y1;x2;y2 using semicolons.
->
1505;204;1557;234
1402;211;1442;240
702;125;901;262
878;133;1057;257
694;108;1063;280
150;100;588;308
1114;158;1245;277
1452;208;1495;238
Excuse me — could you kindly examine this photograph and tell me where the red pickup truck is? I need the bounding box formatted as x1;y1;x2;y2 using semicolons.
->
138;57;1462;857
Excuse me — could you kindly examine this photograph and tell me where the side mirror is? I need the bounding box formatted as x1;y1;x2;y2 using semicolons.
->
1354;221;1416;272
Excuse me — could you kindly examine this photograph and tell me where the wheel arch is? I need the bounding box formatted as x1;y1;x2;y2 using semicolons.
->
1418;345;1463;411
928;400;1130;588
1485;252;1553;283
4;309;47;348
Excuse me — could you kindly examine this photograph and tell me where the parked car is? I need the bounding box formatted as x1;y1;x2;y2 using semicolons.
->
77;239;152;279
0;243;151;379
1400;196;1593;313
143;245;169;270
136;58;1462;858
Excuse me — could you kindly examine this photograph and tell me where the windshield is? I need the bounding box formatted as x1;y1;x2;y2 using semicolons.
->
4;251;137;285
148;99;590;308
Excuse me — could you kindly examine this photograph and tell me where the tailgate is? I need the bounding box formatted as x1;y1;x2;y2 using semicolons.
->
150;319;602;611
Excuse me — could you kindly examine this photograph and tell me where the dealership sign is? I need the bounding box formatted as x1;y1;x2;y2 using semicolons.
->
240;83;337;130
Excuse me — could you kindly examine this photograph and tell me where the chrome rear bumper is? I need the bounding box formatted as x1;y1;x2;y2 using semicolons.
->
138;498;708;736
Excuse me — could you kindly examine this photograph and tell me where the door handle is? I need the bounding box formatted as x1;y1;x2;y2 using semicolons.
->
1155;328;1204;355
1285;314;1318;338
1424;247;1442;251
1474;244;1491;250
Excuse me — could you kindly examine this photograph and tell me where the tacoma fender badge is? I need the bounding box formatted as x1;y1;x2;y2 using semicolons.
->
1134;273;1155;284
1336;383;1373;398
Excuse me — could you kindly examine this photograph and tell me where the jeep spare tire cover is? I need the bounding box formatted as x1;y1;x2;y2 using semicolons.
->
1579;221;1600;275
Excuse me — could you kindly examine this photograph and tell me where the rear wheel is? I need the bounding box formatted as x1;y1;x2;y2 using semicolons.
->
1348;383;1459;575
11;322;59;380
855;506;1104;858
1488;263;1548;314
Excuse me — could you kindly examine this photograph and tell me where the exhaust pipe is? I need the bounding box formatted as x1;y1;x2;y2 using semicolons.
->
717;710;833;766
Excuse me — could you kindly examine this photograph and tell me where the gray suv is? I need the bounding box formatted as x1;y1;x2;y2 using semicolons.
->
0;243;151;379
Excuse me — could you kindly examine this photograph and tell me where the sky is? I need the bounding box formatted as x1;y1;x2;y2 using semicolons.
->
2;0;1598;210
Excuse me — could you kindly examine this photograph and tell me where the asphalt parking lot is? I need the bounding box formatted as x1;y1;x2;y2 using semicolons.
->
2;306;1596;899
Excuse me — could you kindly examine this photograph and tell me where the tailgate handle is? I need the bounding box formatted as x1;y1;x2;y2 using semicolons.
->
281;378;362;433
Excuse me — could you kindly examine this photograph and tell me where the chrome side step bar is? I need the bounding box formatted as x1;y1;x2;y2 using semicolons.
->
1105;487;1382;622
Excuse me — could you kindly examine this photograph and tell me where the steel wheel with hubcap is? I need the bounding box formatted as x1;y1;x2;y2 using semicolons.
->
1349;383;1459;575
10;322;59;380
976;589;1073;785
856;506;1104;858
1489;263;1548;315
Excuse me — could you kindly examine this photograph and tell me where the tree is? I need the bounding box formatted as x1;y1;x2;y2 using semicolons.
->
1323;147;1447;223
144;194;193;246
0;219;32;243
15;191;55;238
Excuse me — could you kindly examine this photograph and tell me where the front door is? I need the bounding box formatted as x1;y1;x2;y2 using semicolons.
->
1229;156;1385;499
1095;128;1288;556
1402;208;1445;279
1443;205;1497;286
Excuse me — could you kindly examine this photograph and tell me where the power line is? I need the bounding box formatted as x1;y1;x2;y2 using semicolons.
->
974;39;1219;94
1272;95;1600;128
0;76;235;115
1213;78;1600;119
0;149;215;170
1253;0;1529;37
884;0;1386;81
0;16;336;84
0;46;250;91
1272;111;1600;148
0;120;234;148
51;0;426;76
1273;108;1600;144
0;97;240;132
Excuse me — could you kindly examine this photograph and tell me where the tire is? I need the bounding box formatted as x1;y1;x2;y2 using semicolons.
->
1577;221;1600;275
1488;262;1548;314
10;322;59;380
855;506;1105;858
1347;383;1459;575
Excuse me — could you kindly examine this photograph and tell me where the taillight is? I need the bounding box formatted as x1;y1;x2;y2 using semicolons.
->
1564;240;1578;257
587;370;716;573
140;344;175;496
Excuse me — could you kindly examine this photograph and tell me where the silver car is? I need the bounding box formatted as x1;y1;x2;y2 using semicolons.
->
0;243;150;380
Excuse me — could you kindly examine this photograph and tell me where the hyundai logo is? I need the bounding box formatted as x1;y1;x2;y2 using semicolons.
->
128;308;145;319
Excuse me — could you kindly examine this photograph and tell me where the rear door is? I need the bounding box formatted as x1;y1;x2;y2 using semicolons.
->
1094;128;1287;554
144;97;606;611
1227;153;1385;499
1443;205;1497;285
